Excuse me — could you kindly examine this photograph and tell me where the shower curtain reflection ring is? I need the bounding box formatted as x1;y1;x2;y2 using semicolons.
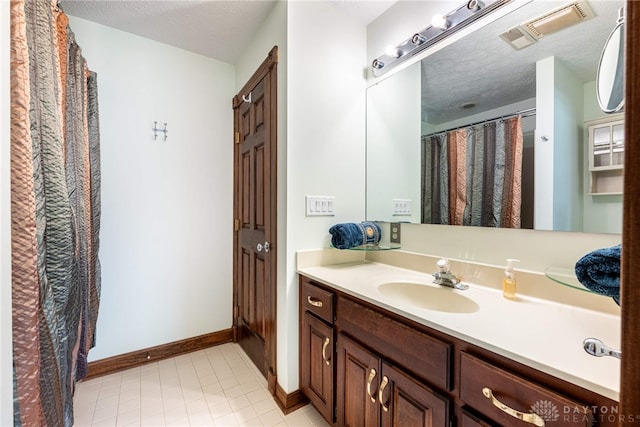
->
242;93;252;103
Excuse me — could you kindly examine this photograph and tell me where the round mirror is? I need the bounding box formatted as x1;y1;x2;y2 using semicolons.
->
597;11;625;113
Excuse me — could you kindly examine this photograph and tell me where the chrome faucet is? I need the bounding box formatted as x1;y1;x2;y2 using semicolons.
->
433;258;469;290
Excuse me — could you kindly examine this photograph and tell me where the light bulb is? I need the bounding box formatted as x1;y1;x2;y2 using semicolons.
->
384;45;402;58
431;13;449;30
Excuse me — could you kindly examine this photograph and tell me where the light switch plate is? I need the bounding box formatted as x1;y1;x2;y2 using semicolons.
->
392;199;412;216
306;196;335;216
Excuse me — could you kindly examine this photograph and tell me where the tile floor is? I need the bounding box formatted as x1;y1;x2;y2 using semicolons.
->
73;343;330;427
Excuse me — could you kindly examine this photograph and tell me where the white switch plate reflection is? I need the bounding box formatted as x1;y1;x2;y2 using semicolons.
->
392;199;412;216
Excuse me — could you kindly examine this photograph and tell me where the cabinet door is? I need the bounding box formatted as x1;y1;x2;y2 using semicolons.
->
379;362;450;427
336;333;381;427
300;312;334;423
589;120;624;169
460;409;496;427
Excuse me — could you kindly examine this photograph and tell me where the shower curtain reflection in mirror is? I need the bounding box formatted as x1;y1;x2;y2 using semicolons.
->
422;115;523;228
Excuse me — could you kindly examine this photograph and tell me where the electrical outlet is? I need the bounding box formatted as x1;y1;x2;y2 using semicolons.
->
390;222;401;243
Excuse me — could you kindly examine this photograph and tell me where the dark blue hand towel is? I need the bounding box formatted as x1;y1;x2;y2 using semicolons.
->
329;222;381;249
574;244;621;305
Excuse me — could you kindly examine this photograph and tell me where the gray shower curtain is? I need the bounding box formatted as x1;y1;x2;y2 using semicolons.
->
11;1;101;426
421;116;523;228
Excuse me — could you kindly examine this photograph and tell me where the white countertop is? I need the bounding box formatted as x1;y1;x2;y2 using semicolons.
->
297;260;621;401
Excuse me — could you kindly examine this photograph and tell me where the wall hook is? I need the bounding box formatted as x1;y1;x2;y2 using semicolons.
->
153;121;168;141
242;92;252;103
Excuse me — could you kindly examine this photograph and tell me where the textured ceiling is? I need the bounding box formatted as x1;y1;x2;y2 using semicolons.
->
61;0;395;64
421;0;625;125
61;1;279;64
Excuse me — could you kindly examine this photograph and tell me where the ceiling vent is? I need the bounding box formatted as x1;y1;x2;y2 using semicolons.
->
499;1;594;50
521;1;595;39
499;27;537;50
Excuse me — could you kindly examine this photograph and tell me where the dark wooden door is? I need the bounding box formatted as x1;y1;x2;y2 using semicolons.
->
233;47;278;390
379;362;450;427
336;333;381;427
301;312;334;423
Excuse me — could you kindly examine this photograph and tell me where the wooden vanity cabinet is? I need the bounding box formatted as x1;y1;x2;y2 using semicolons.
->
336;333;450;427
335;333;380;426
460;352;593;426
460;410;494;427
298;275;619;427
300;279;335;423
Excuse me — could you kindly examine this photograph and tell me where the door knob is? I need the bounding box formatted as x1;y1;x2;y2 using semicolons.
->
256;242;270;253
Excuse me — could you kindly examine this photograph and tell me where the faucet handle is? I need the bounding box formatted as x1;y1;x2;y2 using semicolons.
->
437;258;450;273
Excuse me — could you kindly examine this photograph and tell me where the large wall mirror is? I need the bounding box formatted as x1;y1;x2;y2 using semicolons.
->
366;0;624;234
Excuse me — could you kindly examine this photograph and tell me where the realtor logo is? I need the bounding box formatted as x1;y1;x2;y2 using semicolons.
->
531;400;560;422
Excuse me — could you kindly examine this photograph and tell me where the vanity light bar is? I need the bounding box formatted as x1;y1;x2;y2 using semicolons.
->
371;0;512;77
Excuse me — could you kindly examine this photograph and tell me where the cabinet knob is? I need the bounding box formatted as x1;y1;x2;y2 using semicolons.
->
482;387;545;426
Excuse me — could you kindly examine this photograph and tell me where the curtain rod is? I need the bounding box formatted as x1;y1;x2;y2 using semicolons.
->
422;107;536;139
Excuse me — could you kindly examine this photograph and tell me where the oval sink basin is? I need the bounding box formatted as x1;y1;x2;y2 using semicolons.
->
378;282;479;313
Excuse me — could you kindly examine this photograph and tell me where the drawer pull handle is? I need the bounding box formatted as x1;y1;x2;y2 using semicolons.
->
307;296;323;308
379;375;389;412
366;369;377;403
482;387;545;427
322;337;331;365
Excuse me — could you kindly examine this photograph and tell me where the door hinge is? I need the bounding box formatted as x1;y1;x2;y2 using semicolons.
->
234;219;240;231
234;305;239;319
234;132;240;144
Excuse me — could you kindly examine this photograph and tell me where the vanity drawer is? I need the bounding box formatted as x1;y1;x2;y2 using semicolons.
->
301;279;334;324
337;296;452;391
460;352;593;426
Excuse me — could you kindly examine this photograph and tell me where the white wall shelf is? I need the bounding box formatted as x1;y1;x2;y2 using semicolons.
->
586;114;624;195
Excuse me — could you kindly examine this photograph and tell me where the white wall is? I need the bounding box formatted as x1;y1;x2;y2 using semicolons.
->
582;80;623;234
1;2;12;424
552;58;584;232
367;61;421;223
67;17;236;360
535;57;556;230
285;1;367;391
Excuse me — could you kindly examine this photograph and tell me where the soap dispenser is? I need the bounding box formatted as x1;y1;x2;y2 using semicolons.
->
503;258;520;300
